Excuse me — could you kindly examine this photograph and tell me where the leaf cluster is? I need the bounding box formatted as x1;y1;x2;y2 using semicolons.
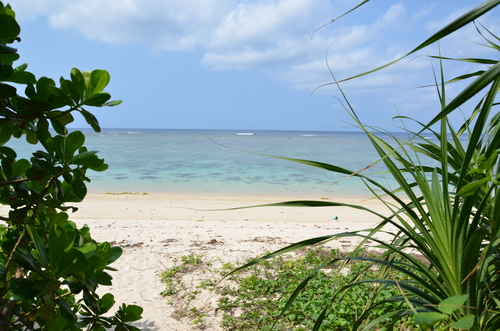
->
0;3;141;330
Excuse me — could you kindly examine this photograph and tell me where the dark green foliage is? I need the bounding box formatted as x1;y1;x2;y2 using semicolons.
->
0;3;142;330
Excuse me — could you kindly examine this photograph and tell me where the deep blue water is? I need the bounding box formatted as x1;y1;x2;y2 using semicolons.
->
4;129;445;197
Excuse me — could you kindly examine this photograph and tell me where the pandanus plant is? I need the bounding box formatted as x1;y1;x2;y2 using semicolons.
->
224;1;500;329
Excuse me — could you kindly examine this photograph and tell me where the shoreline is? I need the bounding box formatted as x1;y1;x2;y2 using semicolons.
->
86;190;379;201
71;192;389;224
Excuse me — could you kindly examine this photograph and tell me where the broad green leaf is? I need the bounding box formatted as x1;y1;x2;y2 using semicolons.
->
49;222;68;268
36;76;56;101
104;99;122;107
25;128;38;144
0;43;16;55
4;6;16;18
438;295;468;315
95;271;113;286
82;290;100;314
82;70;92;97
36;118;51;145
0;123;11;145
46;85;73;105
49;118;67;135
6;63;36;84
58;297;76;321
48;313;69;331
98;293;116;315
92;162;109;172
70;150;99;164
59;77;80;103
0;63;13;80
57;249;89;276
78;242;97;259
80;109;101;132
414;312;448;326
60;180;83;203
90;69;110;93
45;135;61;159
84;92;111;106
0;146;16;159
72;178;87;199
0;81;16;97
85;255;105;279
48;111;74;127
0;53;19;65
11;158;30;177
449;315;475;330
52;212;69;226
99;244;123;265
70;67;85;101
114;304;143;323
6;70;36;84
6;279;38;301
0;14;20;41
13;63;26;71
12;250;44;274
64;131;85;162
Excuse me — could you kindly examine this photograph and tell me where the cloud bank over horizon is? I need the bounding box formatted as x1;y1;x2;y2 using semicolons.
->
16;0;485;92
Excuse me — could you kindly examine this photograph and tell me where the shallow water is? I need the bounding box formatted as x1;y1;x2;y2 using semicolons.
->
5;129;444;196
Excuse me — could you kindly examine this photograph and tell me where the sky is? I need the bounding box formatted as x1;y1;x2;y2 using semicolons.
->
10;0;500;132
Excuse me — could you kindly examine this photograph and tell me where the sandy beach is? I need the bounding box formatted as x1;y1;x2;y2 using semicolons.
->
2;193;399;330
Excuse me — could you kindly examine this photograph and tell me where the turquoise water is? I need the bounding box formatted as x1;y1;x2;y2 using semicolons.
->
5;129;441;197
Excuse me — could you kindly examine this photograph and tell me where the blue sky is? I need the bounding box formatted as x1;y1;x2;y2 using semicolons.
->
11;0;499;131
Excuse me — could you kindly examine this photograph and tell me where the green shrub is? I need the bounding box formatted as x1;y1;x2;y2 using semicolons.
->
0;3;142;330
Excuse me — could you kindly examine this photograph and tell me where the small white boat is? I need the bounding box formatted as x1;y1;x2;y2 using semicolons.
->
236;132;255;136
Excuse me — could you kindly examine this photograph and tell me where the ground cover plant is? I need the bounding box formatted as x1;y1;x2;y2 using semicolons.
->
159;248;409;330
220;1;500;330
0;3;142;330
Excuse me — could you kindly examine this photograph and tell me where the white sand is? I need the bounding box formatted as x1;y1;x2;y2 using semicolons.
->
1;193;400;330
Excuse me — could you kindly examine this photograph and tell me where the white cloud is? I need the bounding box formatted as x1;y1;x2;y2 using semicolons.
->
16;0;235;51
208;0;327;49
15;0;336;61
12;0;499;95
201;0;335;70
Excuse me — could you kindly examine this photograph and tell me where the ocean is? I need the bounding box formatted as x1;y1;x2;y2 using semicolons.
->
6;129;442;197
